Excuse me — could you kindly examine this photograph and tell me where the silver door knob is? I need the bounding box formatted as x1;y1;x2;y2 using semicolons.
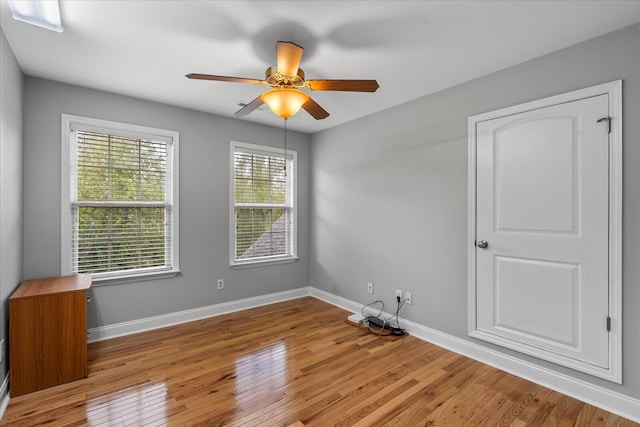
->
477;240;489;249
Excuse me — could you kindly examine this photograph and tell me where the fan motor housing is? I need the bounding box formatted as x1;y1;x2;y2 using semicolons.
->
265;66;305;87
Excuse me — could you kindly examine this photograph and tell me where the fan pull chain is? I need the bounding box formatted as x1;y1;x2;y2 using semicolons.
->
283;118;288;176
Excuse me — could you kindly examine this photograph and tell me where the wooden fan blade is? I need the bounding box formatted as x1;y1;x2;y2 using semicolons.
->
302;97;329;120
306;79;379;92
276;41;303;77
186;73;265;85
234;96;265;117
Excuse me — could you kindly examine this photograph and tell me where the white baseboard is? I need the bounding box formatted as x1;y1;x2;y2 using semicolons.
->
0;374;9;421
309;287;640;423
86;286;639;423
309;287;363;314
88;287;310;343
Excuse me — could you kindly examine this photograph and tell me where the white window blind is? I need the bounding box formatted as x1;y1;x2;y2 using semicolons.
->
62;115;179;282
231;142;297;265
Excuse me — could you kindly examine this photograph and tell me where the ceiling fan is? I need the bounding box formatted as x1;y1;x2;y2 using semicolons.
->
186;41;379;120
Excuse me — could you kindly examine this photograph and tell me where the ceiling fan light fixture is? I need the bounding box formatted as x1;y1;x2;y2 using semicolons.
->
260;88;309;119
189;40;377;120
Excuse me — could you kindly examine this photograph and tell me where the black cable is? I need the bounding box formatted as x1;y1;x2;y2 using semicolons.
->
361;298;406;336
367;325;393;336
362;300;388;335
390;297;406;335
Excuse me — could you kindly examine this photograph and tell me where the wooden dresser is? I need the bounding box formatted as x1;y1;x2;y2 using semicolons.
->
9;274;92;396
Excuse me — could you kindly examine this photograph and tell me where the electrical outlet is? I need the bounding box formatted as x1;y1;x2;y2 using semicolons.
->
406;292;412;305
367;282;374;294
217;279;224;290
395;289;402;300
0;339;4;362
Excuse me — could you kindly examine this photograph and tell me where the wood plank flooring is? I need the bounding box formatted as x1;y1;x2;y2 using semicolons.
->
1;297;637;426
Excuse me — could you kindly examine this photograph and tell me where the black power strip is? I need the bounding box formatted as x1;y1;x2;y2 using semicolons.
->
366;315;387;328
365;315;406;336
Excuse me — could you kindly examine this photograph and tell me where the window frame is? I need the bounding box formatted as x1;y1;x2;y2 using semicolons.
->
229;141;298;268
61;114;180;284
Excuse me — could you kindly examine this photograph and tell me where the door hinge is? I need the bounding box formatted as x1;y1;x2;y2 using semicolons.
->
597;117;611;134
606;316;611;332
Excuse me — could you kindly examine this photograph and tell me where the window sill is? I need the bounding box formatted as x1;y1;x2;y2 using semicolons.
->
231;257;298;269
90;269;181;286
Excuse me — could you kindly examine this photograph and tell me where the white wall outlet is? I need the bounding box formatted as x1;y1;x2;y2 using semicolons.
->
217;279;224;290
0;339;4;362
395;289;402;300
367;282;374;294
406;292;412;305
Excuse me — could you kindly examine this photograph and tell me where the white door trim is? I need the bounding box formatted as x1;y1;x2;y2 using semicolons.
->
468;80;622;383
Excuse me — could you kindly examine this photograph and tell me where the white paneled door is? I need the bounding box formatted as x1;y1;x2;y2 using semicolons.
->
469;81;622;382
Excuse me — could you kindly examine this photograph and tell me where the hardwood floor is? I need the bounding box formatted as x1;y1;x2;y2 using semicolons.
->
1;297;637;426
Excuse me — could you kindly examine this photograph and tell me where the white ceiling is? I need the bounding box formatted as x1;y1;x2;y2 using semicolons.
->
1;1;639;134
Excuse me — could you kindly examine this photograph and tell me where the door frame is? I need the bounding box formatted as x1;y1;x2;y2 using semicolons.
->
467;80;622;383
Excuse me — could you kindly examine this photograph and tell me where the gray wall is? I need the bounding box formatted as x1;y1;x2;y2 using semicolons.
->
23;78;311;328
12;20;640;404
0;29;24;384
310;24;640;399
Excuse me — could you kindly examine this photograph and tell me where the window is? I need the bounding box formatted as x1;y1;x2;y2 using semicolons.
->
230;141;297;266
61;115;179;283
